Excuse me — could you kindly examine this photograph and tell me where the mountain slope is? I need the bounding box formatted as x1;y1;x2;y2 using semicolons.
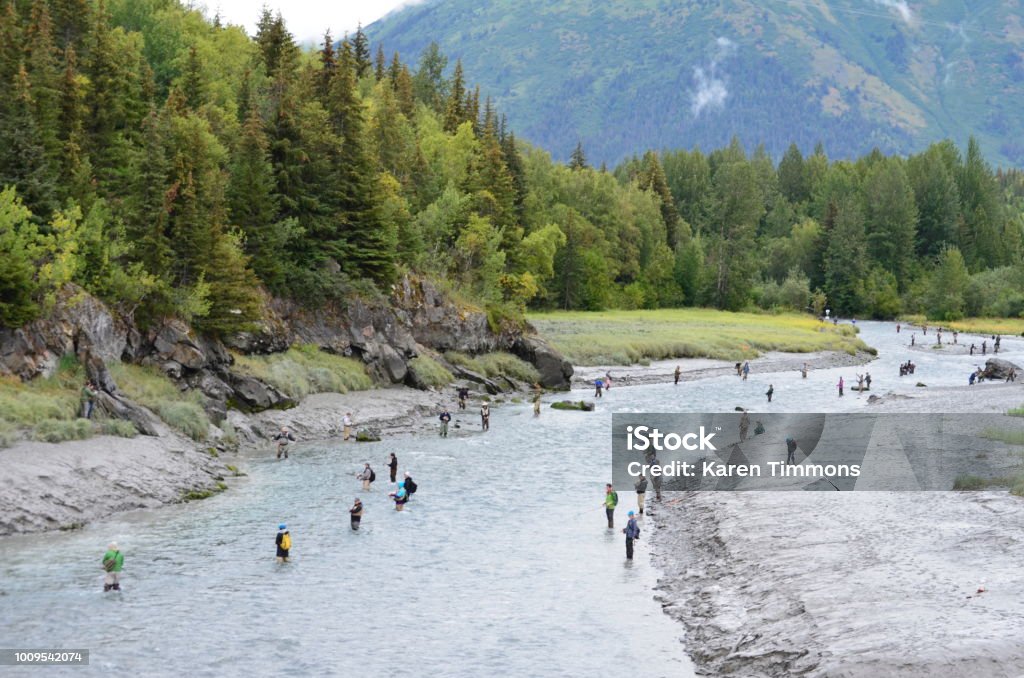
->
368;0;1024;166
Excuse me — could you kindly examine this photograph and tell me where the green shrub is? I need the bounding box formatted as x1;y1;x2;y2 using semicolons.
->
0;421;19;448
444;351;540;383
101;420;138;437
980;428;1024;446
109;363;211;441
409;355;453;387
952;474;990;491
34;418;93;443
232;345;373;400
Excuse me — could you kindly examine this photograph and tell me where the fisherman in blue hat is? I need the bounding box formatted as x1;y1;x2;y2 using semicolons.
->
276;523;291;563
623;511;640;560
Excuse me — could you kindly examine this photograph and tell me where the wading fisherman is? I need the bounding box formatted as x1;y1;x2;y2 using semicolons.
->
786;437;797;464
634;475;647;515
623;511;640;560
604;483;618;528
273;426;296;459
674;366;681;385
480;402;490;431
439;409;452;437
390;482;408;511
357;463;375;491
387;453;398;483
403;471;417;500
766;384;774;403
533;395;541;416
102;542;124;592
350;499;363;530
594;378;604;398
742;361;750;380
276;524;291;563
837;376;844;397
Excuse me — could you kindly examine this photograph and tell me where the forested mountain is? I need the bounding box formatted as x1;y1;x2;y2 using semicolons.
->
0;0;1022;340
369;0;1024;167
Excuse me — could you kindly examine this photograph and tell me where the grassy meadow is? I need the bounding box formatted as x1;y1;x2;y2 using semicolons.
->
528;309;869;365
901;315;1024;337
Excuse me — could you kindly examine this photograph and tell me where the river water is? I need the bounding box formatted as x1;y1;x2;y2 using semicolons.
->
0;322;1017;676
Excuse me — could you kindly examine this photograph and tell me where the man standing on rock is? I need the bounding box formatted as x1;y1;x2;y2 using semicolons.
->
102;542;123;592
81;380;97;419
342;412;353;441
480;402;490;431
439;409;452;437
273;426;295;459
623;511;640;560
604;483;618;528
357;463;375;491
387;453;398;483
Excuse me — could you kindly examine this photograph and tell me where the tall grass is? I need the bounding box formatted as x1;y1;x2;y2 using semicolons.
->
444;351;541;383
980;427;1024;446
409;355;453;387
109;363;211;441
528;308;868;365
900;314;1024;337
231;344;373;400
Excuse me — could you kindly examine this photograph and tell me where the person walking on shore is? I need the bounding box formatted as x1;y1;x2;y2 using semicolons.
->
102;542;124;592
623;511;640;560
674;366;681;385
349;499;363;530
457;387;469;410
357;463;375;491
837;377;844;397
81;381;98;419
604;483;618;528
742;361;750;381
480;402;490;431
275;524;291;563
634;475;648;515
403;471;417;500
343;412;353;441
387;453;398;483
766;384;774;403
273;426;296;460
439;409;451;437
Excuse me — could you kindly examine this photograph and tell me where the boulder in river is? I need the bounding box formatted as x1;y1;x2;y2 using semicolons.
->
551;400;595;411
355;428;382;442
512;335;573;390
982;358;1020;381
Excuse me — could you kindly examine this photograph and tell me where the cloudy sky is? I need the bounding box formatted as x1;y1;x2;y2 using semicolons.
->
206;0;422;43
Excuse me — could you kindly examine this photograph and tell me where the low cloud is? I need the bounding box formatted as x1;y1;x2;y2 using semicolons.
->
691;37;735;117
872;0;913;24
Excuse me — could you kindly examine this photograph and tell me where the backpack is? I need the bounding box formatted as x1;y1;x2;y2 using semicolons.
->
609;491;618;506
280;532;291;551
369;469;376;482
405;478;417;494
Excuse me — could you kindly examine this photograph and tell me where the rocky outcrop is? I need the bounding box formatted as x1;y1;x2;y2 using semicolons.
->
512;335;573;389
982;358;1020;381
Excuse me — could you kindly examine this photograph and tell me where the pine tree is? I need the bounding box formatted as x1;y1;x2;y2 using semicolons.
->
316;30;336;104
862;159;917;288
352;24;371;80
0;65;58;218
0;2;22;92
57;45;93;204
25;0;62;164
637;151;682;247
374;44;386;81
569;141;587;170
412;42;447;113
50;0;91;49
777;142;808;204
443;60;466;133
124;108;172;283
465;84;480;134
394;63;415;119
180;45;206;111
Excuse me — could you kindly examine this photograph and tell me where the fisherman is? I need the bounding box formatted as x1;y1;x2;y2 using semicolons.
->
837;376;844;397
995;336;1001;354
276;524;291;563
1007;368;1017;383
457;386;469;410
936;329;942;345
801;362;808;378
896;323;901;333
342;412;353;441
865;372;872;390
387;453;398;483
594;378;604;398
742;361;750;380
674;366;682;385
273;426;296;460
970;343;975;356
623;511;640;560
982;340;987;355
766;384;774;403
735;362;742;377
856;373;865;391
953;331;958;345
389;482;408;511
604;483;618;528
349;498;363;530
480;402;490;431
786;437;798;464
357;463;375;491
911;334;915;346
439;409;452;437
605;372;613;390
634;474;648;515
403;471;418;500
650;461;663;501
739;410;750;441
754;420;766;435
81;380;98;420
533;394;541;416
102;542;124;592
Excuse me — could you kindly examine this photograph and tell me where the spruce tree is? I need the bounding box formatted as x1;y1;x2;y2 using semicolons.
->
374;44;386;82
26;0;62;164
443;60;466;133
316;31;336;105
0;65;58;218
569;141;587;170
352;24;371;80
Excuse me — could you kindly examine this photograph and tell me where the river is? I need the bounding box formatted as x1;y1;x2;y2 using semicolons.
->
0;321;1018;676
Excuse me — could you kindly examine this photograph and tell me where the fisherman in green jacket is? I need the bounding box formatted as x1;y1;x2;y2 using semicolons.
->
102;542;124;591
604;483;618;528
